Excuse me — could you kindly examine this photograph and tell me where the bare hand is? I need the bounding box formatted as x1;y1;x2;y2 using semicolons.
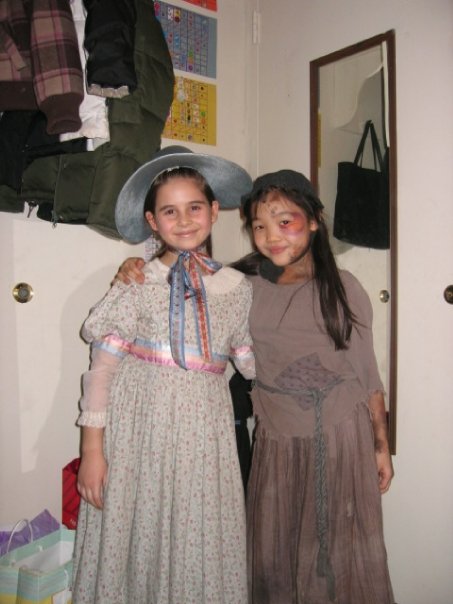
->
367;391;393;493
112;257;146;285
375;449;394;494
77;450;108;509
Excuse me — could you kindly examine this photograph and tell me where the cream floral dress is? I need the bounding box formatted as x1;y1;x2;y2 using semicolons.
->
72;259;254;604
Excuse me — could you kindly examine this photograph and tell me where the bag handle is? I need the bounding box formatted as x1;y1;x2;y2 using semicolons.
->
6;519;34;553
354;120;384;171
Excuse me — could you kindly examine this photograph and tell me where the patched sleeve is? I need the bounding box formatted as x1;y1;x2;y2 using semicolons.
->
344;274;385;397
229;278;255;380
77;282;141;427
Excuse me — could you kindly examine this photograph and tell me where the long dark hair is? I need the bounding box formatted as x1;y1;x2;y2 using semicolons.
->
234;185;357;350
143;167;215;257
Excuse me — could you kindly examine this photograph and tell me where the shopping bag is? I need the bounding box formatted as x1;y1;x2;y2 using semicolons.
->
333;120;390;249
62;459;81;530
0;527;74;604
0;512;60;557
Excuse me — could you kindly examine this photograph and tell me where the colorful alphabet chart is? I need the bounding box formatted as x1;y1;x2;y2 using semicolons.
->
182;0;217;10
163;75;217;145
154;2;217;78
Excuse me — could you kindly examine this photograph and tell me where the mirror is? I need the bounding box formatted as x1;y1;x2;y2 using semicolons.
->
310;31;397;453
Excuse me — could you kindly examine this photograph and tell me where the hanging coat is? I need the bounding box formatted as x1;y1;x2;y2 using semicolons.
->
0;0;175;238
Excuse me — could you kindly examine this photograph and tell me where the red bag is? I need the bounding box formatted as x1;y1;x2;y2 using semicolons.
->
62;458;81;529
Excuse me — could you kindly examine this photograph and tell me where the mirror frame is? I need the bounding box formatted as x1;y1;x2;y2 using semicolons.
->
309;30;397;454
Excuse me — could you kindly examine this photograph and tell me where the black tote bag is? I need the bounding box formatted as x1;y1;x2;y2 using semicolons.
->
333;120;390;249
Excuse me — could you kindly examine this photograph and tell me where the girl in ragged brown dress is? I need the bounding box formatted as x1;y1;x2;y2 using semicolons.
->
234;169;394;604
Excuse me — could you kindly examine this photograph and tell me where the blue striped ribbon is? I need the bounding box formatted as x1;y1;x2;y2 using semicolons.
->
169;251;222;369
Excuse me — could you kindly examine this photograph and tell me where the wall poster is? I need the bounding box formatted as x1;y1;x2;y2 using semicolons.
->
155;1;217;78
163;75;217;145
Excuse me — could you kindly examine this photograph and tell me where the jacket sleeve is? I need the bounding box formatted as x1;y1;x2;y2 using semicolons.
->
31;0;84;134
83;0;137;98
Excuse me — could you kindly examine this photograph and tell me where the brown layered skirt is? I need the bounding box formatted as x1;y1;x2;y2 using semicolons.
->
246;402;394;604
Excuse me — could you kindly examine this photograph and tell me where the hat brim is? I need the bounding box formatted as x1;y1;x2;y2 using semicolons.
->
115;152;252;243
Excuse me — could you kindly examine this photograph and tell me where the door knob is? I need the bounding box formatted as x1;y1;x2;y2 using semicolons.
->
13;283;34;303
444;285;453;304
379;289;390;303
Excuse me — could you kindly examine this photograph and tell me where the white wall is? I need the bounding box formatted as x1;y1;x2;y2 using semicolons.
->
254;0;453;602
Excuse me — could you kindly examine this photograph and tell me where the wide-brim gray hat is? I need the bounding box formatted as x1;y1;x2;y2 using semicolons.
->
115;145;253;243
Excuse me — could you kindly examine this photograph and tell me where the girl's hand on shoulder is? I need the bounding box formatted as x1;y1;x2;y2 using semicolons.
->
77;450;108;509
375;448;394;494
112;257;146;286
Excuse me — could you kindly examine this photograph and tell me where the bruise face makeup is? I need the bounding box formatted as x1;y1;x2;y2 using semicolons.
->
251;193;318;267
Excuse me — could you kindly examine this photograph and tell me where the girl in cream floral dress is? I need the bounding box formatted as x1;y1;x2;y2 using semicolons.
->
72;147;254;604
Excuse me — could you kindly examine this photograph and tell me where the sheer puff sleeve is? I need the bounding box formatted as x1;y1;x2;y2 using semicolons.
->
77;282;141;427
228;274;255;380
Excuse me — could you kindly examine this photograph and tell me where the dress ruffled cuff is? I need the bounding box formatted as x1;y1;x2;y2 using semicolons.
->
77;410;106;428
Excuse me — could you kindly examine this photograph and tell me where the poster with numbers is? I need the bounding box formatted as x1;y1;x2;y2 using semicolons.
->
155;1;217;78
163;75;217;145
